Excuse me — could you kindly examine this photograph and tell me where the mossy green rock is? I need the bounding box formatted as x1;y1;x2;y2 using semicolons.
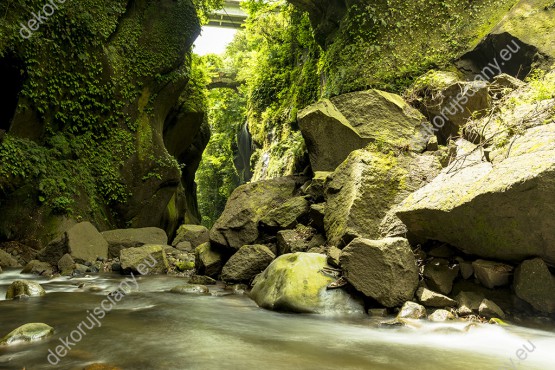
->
195;243;224;278
325;149;441;247
0;323;54;345
119;245;169;275
6;280;46;299
259;196;310;230
298;90;432;172
210;176;307;250
250;253;364;314
397;123;555;264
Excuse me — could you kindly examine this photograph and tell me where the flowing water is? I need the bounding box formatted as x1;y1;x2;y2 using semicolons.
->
1;269;554;370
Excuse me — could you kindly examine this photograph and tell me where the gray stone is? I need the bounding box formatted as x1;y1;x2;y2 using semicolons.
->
221;245;275;283
259;196;310;230
195;242;225;278
514;258;555;314
397;301;426;319
0;250;20;268
120;245;169;275
6;280;46;299
456;291;484;316
298;90;432;172
66;222;108;263
428;309;456;322
210;176;306;250
479;299;506;319
457;258;474;280
423;259;459;295
472;260;513;289
416;287;457;308
57;254;75;275
170;284;209;295
102;227;168;258
21;260;54;276
339;237;419;307
0;323;54;345
175;241;194;253
325;149;442;247
172;225;209;249
250;253;364;314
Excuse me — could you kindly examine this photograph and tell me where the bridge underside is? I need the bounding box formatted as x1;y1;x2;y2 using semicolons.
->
206;0;247;29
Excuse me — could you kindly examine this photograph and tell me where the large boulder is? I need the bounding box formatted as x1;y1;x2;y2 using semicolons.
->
6;280;46;299
397;123;555;264
210;176;306;250
298;90;432;172
339;238;419;307
325;149;441;247
0;323;54;345
39;222;108;264
101;228;168;259
514;258;555;314
250;253;364;314
171;225;209;249
120;245;169;275
221;245;275;283
195;243;225;278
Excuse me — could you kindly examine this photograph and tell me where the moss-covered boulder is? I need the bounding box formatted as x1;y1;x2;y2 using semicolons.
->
6;280;46;299
0;323;54;345
339;238;419;308
397;122;555;264
259;196;310;231
221;245;275;283
250;253;364;314
210;176;307;250
298;90;432;172
325;149;441;247
120;245;169;275
514;258;555;314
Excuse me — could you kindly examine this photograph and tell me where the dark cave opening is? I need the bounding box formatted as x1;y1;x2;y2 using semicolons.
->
0;55;25;133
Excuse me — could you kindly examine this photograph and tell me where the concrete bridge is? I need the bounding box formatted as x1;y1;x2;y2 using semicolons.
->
207;0;248;29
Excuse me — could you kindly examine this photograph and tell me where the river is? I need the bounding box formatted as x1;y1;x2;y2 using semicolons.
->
1;269;554;369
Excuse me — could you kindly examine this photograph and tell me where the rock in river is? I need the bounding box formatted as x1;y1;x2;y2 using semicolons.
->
5;280;46;299
0;323;54;345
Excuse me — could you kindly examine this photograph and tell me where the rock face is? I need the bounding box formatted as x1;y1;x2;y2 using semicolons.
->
325;149;441;247
514;258;555;314
6;280;46;299
0;323;54;345
298;90;432;172
171;225;209;249
120;245;169;275
250;253;364;314
339;238;419;307
102;228;168;259
397;123;555;264
210;176;306;250
221;245;275;283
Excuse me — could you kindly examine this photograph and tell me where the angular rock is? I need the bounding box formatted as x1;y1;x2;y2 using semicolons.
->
325;149;442;247
195;243;225;278
339;237;419;307
250;253;364;314
20;260;54;276
423;259;459;295
101;227;168;258
6;280;46;299
259;196;310;231
428;309;456;322
456;291;484;316
326;246;342;268
170;284;209;295
210;176;306;250
416;287;457;308
0;249;20;268
57;254;75;276
514;258;555;314
479;299;506;319
120;245;169;275
172;225;209;249
397;301;426;319
397;123;555;265
298;89;432;172
276;226;320;254
66;222;108;263
456;258;474;280
472;260;513;289
0;323;54;345
221;245;275;283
